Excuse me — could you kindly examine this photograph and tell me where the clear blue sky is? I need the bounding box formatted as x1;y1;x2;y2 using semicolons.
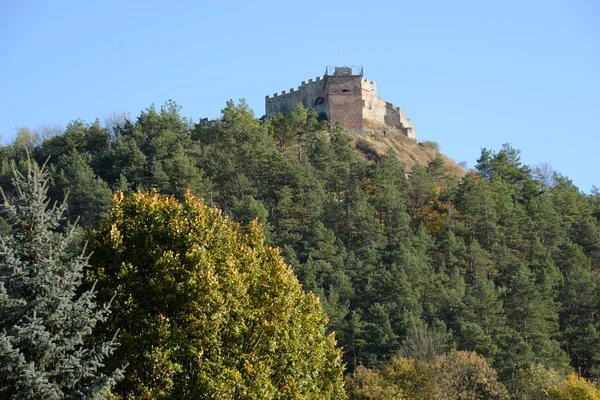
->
1;1;599;191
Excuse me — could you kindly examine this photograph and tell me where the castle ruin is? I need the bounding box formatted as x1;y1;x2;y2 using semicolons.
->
265;66;416;139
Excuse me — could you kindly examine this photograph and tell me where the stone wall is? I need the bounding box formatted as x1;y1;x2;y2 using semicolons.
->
361;79;415;139
265;77;326;117
265;70;416;140
361;79;385;121
326;75;364;131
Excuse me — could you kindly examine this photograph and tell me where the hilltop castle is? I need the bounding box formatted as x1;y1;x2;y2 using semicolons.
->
265;66;416;139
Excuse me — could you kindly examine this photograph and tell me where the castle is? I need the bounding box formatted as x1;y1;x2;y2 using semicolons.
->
265;66;416;139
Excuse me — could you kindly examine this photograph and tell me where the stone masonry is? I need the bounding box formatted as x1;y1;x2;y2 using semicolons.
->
265;67;416;139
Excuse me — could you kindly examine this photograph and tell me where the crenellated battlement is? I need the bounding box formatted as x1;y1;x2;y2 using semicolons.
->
265;67;416;140
266;76;324;100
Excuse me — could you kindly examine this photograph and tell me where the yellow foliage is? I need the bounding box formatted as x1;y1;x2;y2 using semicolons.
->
512;364;564;400
90;190;346;399
544;372;600;400
345;366;404;400
382;357;434;399
413;186;456;237
346;351;508;400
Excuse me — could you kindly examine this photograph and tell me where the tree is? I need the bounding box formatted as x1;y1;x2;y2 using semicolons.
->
13;127;41;151
432;351;509;400
346;356;431;400
556;242;600;376
502;264;569;371
345;365;405;400
398;325;446;363
0;161;122;399
89;190;346;399
544;372;600;399
346;351;508;400
454;173;498;246
512;364;564;400
53;150;113;229
220;99;262;142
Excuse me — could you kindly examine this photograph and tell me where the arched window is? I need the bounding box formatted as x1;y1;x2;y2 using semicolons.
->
314;97;325;105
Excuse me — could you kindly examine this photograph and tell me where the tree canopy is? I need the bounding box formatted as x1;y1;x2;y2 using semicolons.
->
3;99;600;397
88;190;346;399
0;162;122;399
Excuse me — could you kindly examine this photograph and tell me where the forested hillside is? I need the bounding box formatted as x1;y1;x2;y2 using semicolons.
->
2;100;600;397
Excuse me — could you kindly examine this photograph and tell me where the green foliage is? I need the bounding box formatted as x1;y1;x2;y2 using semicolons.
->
512;364;564;400
0;161;122;399
3;100;600;397
345;357;427;400
89;190;346;399
13;127;40;151
53;150;113;229
346;351;508;400
420;140;439;151
345;367;404;399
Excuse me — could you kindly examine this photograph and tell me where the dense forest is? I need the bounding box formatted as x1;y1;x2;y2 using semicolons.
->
2;100;600;398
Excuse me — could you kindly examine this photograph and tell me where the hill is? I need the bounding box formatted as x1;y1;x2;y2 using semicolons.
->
356;123;466;177
1;100;600;398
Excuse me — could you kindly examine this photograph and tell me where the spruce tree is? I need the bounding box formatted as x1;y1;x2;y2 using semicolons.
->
0;161;122;399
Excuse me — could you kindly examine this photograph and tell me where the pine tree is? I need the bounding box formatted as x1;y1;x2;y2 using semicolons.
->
0;161;122;399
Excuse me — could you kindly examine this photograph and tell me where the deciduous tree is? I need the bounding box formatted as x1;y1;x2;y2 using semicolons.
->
89;190;346;399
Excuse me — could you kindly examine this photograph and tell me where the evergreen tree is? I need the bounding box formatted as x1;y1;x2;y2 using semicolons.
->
0;162;122;399
556;242;600;376
53;150;113;229
503;264;569;371
6;102;600;392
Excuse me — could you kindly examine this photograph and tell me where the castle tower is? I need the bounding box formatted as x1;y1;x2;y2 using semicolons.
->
324;67;364;131
265;66;416;139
